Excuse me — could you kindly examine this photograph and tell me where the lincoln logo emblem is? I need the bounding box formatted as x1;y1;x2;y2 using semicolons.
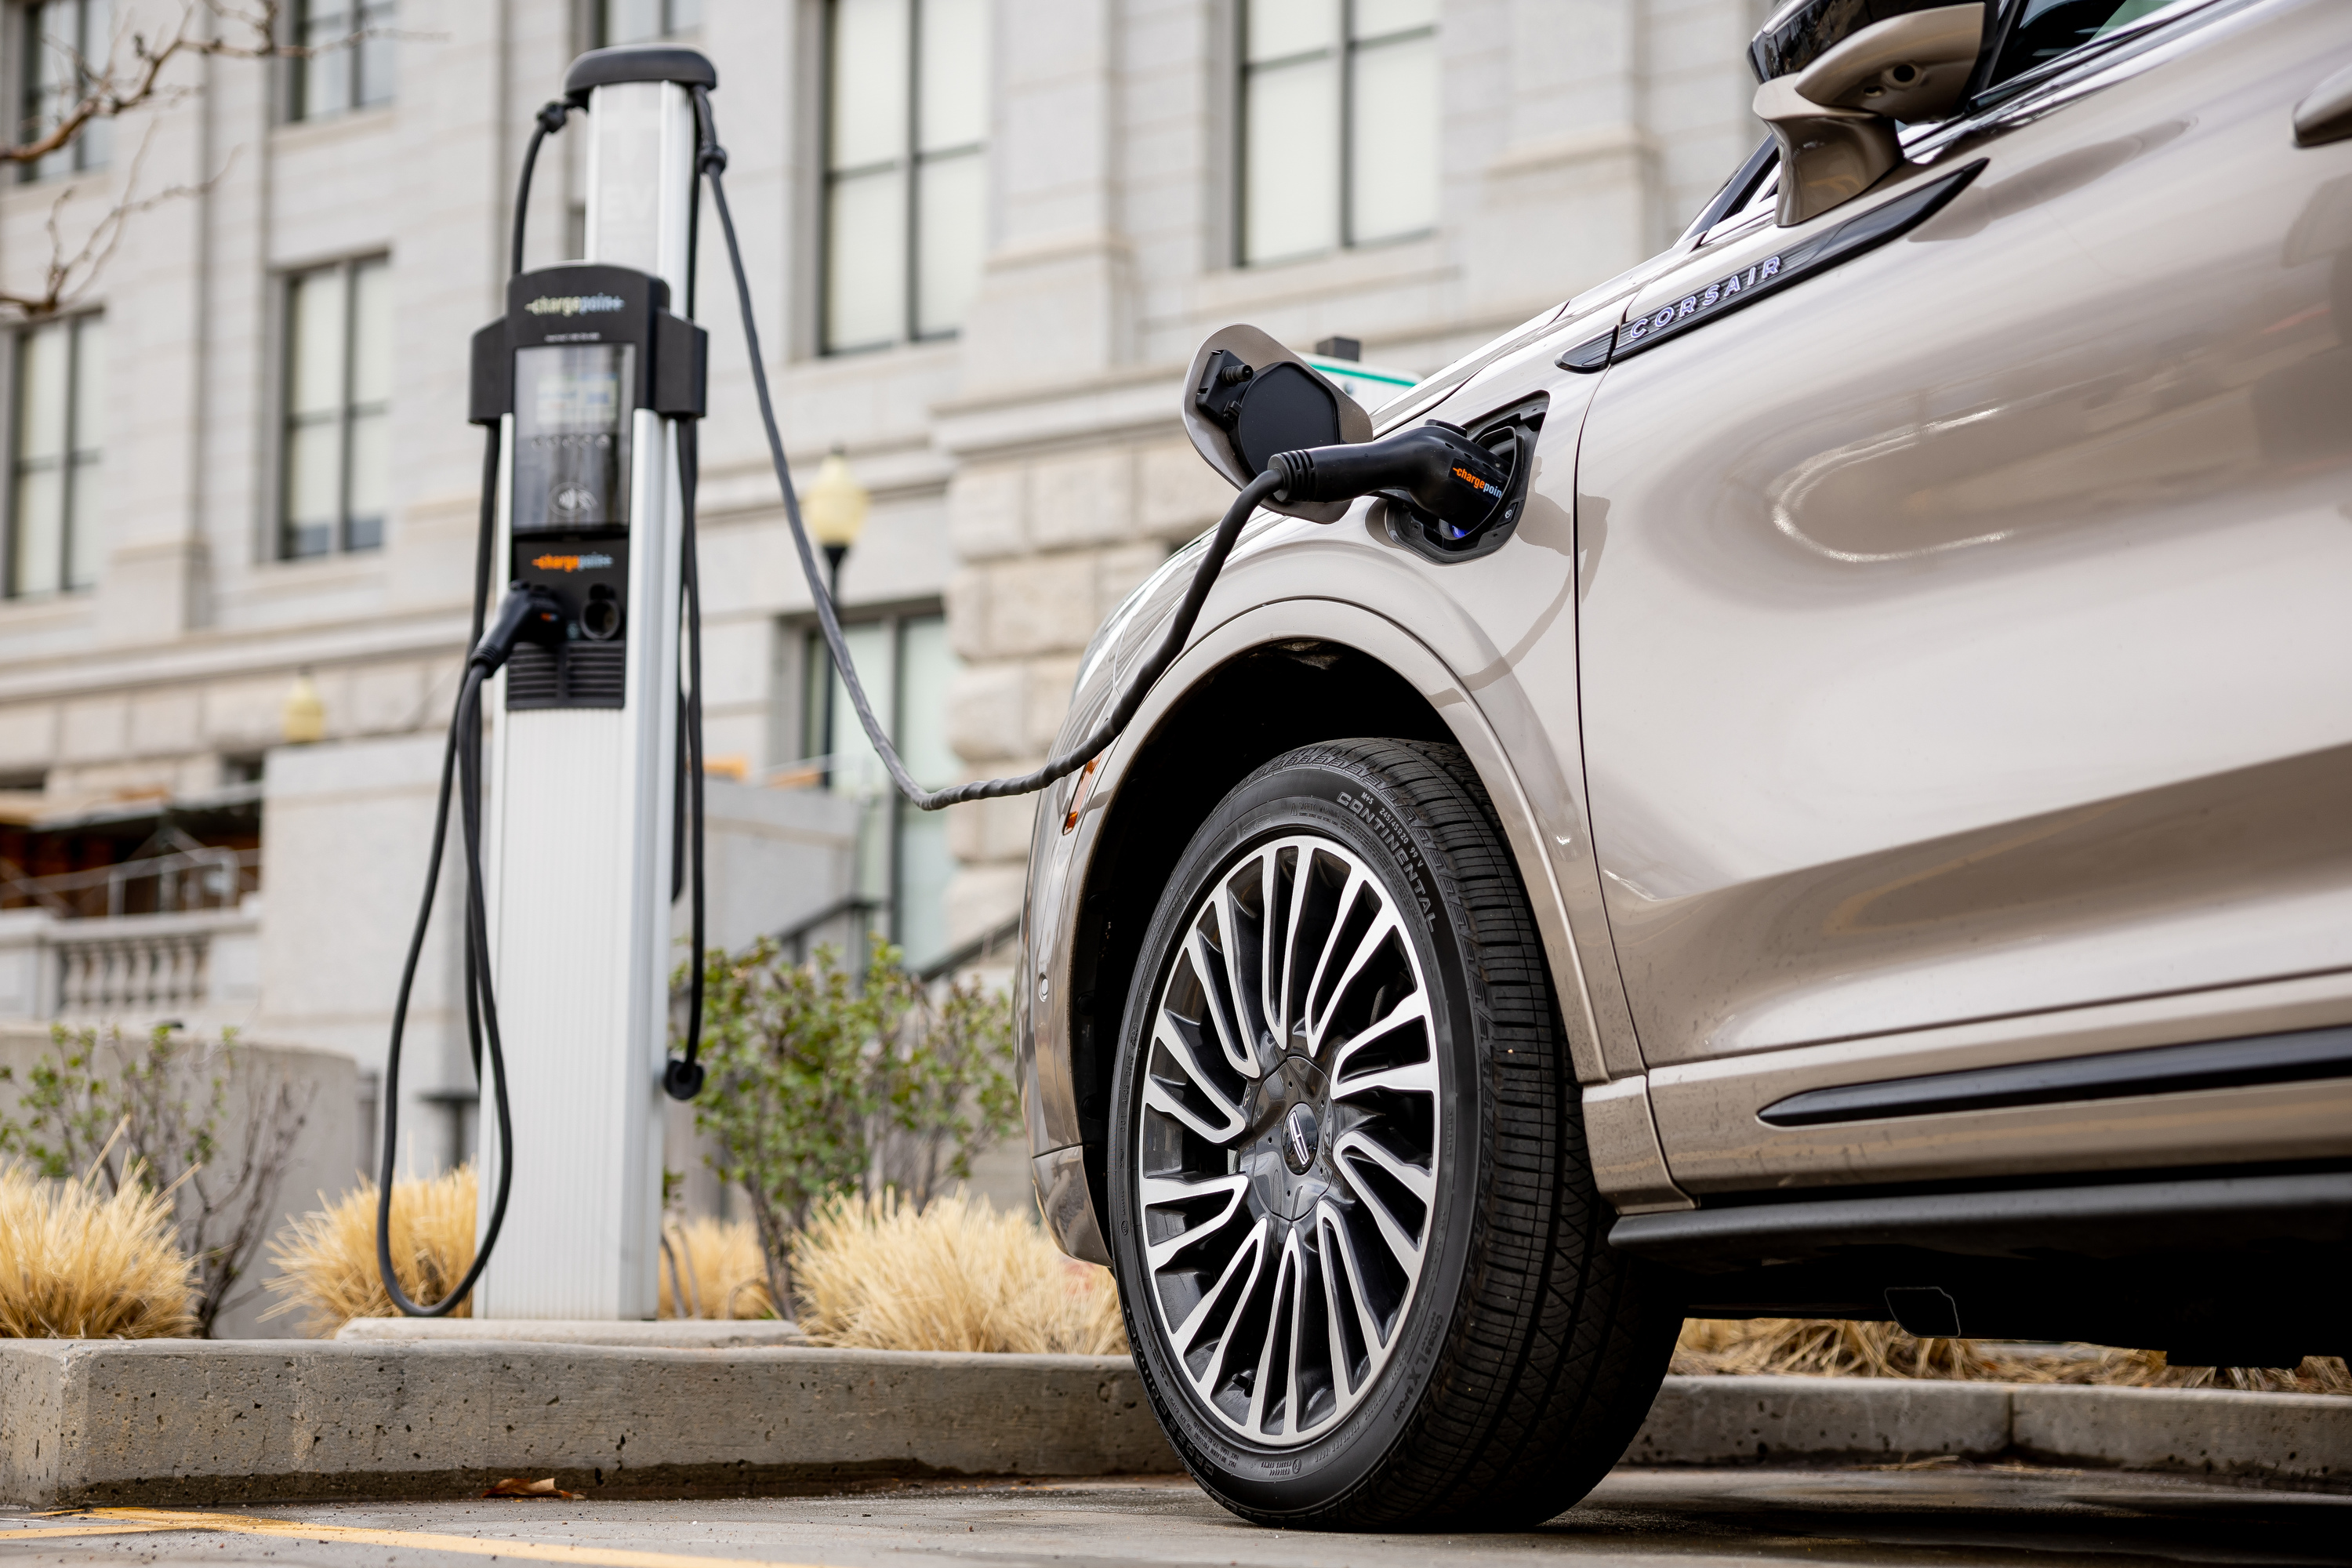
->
1283;1103;1319;1174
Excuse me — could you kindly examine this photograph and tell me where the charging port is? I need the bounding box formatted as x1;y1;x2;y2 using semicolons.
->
1381;394;1548;564
581;584;623;641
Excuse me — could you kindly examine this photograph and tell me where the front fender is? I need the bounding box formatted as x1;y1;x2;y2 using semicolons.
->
1018;302;1666;1258
1020;589;1626;1261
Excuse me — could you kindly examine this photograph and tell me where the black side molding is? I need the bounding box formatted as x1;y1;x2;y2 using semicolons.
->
1560;158;1984;375
1610;1169;2352;1272
1759;1024;2352;1127
1555;332;1612;373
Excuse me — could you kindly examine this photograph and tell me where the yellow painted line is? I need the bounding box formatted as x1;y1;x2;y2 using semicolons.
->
0;1523;211;1541
51;1510;848;1568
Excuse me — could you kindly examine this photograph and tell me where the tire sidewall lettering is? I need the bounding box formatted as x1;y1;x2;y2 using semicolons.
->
1109;747;1493;1512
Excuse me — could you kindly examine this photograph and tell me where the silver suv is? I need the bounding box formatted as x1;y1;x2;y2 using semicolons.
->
1018;0;2352;1531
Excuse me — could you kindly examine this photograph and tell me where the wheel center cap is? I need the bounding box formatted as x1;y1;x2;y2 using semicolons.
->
1240;1054;1332;1221
1281;1102;1320;1174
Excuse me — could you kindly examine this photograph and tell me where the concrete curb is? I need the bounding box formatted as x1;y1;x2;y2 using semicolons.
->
332;1319;811;1350
2;1342;2342;1508
1628;1375;2348;1490
0;1339;1177;1507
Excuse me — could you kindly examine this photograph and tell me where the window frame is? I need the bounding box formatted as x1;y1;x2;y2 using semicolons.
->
792;601;956;967
1967;0;2241;113
1234;0;1440;268
1685;0;2240;254
818;0;987;355
275;254;390;561
286;0;396;124
17;0;111;183
4;309;102;599
593;0;699;47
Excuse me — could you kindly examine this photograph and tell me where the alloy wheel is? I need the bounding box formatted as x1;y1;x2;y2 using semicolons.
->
1132;833;1442;1447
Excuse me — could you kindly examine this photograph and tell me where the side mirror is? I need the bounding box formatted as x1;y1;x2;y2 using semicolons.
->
1750;2;1985;225
1181;325;1373;524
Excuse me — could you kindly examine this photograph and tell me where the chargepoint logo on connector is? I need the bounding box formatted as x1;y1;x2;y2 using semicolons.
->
524;293;626;318
532;553;615;572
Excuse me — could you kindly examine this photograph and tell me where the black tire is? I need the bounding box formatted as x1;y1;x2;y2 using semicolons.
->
1107;739;1677;1531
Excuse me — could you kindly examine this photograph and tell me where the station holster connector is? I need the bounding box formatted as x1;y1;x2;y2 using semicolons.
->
471;583;570;674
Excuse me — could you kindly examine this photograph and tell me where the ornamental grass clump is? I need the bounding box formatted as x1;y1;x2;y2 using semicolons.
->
0;1162;198;1338
793;1190;1127;1356
658;1214;773;1319
1673;1316;2352;1394
1;1025;312;1336
263;1164;478;1335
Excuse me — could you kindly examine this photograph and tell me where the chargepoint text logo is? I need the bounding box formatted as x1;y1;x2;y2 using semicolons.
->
532;553;615;572
524;293;626;318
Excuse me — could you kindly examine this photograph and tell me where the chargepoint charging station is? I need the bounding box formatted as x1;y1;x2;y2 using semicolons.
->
376;40;1511;1322
471;53;706;1319
375;45;713;1322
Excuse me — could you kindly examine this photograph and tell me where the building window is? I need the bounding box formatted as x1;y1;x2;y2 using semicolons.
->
800;609;958;969
597;0;699;45
290;0;395;121
19;0;111;181
1239;0;1437;267
7;314;103;597
281;257;390;559
822;0;987;353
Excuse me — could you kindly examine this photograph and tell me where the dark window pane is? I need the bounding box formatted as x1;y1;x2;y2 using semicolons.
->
298;1;351;118
1988;0;2193;87
356;0;396;107
280;260;393;557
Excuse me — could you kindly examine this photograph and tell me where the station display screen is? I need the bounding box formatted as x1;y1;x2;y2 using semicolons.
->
511;343;636;533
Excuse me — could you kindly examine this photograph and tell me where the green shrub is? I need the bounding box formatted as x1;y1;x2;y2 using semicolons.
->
685;937;1018;1312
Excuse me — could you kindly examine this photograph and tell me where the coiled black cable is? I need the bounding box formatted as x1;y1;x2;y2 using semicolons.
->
380;77;1276;1300
669;413;708;1101
376;100;575;1314
376;656;515;1315
688;85;1283;814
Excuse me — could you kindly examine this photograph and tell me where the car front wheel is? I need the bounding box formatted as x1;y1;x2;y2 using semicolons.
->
1107;738;1677;1530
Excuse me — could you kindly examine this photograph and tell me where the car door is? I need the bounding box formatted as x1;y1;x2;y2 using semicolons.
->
1573;0;2352;1191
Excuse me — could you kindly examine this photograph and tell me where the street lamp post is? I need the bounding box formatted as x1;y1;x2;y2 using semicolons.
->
804;447;870;789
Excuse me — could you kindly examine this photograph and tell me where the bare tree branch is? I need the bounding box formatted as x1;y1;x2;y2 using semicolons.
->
0;123;238;319
4;0;412;169
0;0;436;321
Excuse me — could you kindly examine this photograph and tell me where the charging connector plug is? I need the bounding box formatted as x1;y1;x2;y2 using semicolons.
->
1270;423;1512;535
471;582;569;674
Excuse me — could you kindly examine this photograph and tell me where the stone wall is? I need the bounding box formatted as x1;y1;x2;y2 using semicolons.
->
939;434;1235;943
0;1024;359;1340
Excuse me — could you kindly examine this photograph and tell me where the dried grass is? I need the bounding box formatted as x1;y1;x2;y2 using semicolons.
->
792;1190;1128;1356
0;1162;198;1338
658;1215;774;1319
263;1165;477;1336
1674;1317;2352;1395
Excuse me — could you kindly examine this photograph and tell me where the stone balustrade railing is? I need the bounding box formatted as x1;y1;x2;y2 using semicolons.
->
0;906;260;1025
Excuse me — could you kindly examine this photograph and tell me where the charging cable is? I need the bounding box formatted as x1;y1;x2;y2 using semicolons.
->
376;584;564;1314
376;79;1498;1312
375;93;719;1312
689;88;1287;814
687;90;1508;818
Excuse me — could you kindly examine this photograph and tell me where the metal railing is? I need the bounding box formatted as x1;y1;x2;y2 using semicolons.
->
761;897;1020;982
1;840;260;921
915;913;1022;983
771;895;884;964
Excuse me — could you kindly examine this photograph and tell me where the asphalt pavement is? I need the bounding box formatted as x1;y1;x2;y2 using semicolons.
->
2;1465;2343;1568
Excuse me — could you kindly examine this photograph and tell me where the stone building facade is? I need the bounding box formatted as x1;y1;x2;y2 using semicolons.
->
0;0;1766;1159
